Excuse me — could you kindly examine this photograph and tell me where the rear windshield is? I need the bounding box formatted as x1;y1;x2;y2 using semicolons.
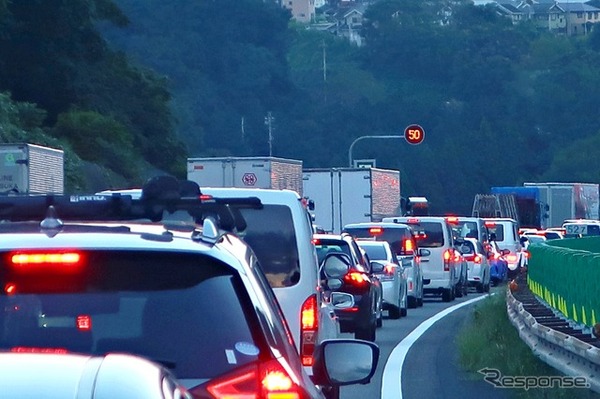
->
0;250;260;379
236;205;300;287
452;222;479;240
409;222;445;248
313;239;351;265
487;224;505;241
358;244;388;261
344;226;408;255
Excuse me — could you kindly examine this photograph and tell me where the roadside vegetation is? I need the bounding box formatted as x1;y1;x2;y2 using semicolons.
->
457;290;600;398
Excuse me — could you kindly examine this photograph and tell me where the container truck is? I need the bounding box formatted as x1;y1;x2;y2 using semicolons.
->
187;156;303;195
302;167;401;233
523;182;599;228
0;143;64;194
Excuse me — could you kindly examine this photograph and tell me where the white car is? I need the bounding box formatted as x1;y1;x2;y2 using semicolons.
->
383;216;458;302
0;352;192;399
357;239;408;319
459;237;491;293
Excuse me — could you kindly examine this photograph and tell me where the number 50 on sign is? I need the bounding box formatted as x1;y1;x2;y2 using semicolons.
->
404;124;425;145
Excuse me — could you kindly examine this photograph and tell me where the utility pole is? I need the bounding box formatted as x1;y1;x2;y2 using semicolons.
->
265;112;275;157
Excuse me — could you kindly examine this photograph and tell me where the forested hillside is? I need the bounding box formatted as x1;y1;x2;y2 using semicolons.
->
1;0;600;214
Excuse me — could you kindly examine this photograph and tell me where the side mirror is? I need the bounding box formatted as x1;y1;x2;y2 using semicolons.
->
370;261;385;274
331;292;354;309
322;253;351;279
312;339;380;386
418;248;431;257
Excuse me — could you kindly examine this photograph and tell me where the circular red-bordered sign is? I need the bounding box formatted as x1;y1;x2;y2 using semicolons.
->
404;124;425;145
242;173;257;186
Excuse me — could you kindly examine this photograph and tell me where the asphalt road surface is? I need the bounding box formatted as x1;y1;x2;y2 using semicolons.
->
340;289;512;399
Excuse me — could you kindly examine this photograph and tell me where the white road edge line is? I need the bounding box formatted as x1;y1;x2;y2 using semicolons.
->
381;294;493;399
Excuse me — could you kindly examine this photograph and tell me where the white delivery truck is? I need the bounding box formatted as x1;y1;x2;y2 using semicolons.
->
187;156;303;195
523;182;599;228
0;143;64;194
303;167;401;233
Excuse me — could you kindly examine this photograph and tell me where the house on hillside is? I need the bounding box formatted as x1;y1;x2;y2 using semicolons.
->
490;0;600;35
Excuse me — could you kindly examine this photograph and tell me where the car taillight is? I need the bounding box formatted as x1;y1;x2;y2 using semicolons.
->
446;217;459;224
300;295;317;367
8;251;83;272
368;227;383;236
197;358;302;399
506;254;518;263
524;250;530;259
443;249;452;271
11;347;68;354
403;239;414;253
384;264;395;275
473;255;482;264
344;271;369;286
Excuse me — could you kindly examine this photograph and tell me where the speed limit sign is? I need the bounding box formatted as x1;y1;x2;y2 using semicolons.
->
404;124;425;145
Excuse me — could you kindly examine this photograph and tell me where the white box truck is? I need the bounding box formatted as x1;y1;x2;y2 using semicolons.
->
303;167;401;233
0;143;64;194
523;182;599;228
187;156;303;195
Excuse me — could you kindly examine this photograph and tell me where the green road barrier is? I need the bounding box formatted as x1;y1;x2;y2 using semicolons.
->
528;237;600;328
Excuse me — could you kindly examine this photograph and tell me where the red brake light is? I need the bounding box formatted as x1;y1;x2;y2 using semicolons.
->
8;252;84;277
368;227;383;236
506;254;518;263
403;239;414;252
446;217;459;224
474;255;482;264
406;218;420;224
443;249;452;271
200;359;301;399
384;264;395;275
312;238;320;245
301;295;317;366
344;271;369;285
484;221;496;228
10;252;82;266
199;194;213;201
11;347;68;354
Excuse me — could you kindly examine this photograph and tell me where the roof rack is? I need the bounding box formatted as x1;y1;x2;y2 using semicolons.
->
0;176;262;234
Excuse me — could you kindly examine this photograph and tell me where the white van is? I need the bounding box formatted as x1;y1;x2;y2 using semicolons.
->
382;216;457;302
201;188;340;377
483;218;524;272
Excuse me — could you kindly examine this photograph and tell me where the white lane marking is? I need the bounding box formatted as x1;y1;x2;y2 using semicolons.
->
381;294;492;399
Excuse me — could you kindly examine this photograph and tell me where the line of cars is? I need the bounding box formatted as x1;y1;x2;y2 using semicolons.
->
0;178;379;398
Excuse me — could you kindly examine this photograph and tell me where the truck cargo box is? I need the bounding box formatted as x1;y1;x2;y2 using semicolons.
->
187;156;303;195
302;167;401;233
0;143;64;194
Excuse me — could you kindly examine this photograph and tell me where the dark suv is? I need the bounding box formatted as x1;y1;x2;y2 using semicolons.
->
0;178;379;399
313;233;382;342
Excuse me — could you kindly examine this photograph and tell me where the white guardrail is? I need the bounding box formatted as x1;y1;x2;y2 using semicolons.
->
506;290;600;393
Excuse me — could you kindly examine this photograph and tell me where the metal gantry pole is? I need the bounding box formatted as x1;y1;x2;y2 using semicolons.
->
348;135;404;167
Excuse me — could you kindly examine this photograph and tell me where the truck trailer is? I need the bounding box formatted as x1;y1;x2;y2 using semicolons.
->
0;143;64;194
523;182;599;228
302;167;401;233
187;156;303;195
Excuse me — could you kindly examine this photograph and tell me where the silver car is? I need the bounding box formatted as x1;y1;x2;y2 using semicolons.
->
0;352;191;399
357;240;408;319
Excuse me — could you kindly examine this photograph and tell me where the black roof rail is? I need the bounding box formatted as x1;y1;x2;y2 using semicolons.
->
0;177;262;234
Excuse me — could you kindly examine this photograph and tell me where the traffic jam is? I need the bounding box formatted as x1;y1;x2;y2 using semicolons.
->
0;165;597;398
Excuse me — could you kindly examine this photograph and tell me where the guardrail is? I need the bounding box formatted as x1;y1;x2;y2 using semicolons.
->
505;237;600;393
507;286;600;393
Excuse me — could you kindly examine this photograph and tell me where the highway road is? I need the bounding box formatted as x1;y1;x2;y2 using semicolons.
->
340;289;511;399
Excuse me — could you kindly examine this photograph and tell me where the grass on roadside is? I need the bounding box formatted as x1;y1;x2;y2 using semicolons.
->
457;289;600;399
